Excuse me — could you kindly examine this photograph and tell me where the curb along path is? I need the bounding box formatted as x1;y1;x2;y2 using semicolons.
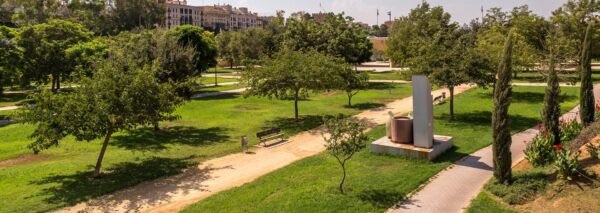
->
59;85;473;213
389;85;600;213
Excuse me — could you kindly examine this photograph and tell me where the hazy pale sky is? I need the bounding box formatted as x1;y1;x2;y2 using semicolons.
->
187;0;568;25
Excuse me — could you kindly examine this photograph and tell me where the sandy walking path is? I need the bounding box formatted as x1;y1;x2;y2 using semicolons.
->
58;85;473;213
389;85;599;213
370;80;580;87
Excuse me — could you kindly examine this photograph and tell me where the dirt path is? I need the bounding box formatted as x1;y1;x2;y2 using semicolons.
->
58;85;473;213
388;84;600;213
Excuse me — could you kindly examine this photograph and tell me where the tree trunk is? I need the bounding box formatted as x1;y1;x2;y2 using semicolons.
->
294;90;299;122
93;130;113;178
51;75;56;92
154;122;160;131
449;86;455;121
339;163;347;194
347;92;353;107
56;75;60;91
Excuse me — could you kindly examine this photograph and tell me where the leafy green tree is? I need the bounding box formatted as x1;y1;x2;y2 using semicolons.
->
16;19;92;91
243;49;345;121
551;0;600;63
167;25;218;72
388;3;493;120
11;0;62;25
0;25;21;95
20;55;182;178
580;22;595;125
492;30;515;185
65;0;111;35
0;0;17;22
106;0;166;34
216;31;234;68
285;13;372;65
65;39;109;78
322;115;368;194
336;68;369;107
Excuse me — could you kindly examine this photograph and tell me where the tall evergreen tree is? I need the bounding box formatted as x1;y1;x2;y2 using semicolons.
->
579;22;595;125
492;29;514;185
542;51;561;144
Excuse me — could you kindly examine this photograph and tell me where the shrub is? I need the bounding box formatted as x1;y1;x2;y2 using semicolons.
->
554;149;580;180
524;133;556;167
485;168;550;205
586;143;600;160
560;119;583;143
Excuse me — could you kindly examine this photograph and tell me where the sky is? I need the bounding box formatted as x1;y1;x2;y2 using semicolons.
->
187;0;569;25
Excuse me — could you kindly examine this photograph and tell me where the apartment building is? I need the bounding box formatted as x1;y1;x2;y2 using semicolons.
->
165;0;261;30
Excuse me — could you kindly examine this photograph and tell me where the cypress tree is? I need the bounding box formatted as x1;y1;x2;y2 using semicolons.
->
580;22;595;125
492;29;514;185
542;52;561;145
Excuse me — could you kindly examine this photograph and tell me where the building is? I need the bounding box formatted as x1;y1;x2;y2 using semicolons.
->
165;0;261;31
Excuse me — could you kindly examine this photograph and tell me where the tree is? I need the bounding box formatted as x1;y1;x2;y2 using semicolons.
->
20;55;182;178
492;30;515;185
16;19;92;91
107;0;166;34
167;25;218;72
65;39;109;78
243;49;345;121
551;0;600;64
542;50;561;144
322;115;368;194
11;0;62;25
336;68;369;107
0;25;21;95
216;31;234;68
580;22;595;125
284;13;372;65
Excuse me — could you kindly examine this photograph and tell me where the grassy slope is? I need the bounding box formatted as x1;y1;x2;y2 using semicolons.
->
0;83;411;213
512;69;600;83
182;86;580;213
197;77;238;85
0;93;29;107
368;71;411;81
467;192;518;213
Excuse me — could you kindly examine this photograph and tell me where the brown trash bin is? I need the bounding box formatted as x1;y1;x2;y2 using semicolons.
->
391;116;413;144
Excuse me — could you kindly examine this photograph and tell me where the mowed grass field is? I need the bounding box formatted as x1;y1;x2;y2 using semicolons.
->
0;83;412;212
182;86;581;213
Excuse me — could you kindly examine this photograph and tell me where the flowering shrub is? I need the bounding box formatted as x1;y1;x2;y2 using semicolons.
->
586;143;600;160
524;134;556;167
560;119;583;143
554;149;580;180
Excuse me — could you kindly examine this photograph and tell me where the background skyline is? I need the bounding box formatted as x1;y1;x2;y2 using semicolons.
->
187;0;569;25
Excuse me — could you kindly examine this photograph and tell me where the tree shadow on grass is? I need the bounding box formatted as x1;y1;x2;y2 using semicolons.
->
264;115;326;135
345;102;386;110
112;126;231;151
29;156;202;210
358;188;406;208
367;82;396;90
192;93;241;100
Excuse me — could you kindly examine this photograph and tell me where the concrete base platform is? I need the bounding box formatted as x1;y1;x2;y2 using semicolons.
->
371;135;453;160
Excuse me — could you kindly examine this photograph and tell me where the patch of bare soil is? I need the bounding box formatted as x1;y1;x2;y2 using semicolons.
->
514;137;600;213
0;153;52;168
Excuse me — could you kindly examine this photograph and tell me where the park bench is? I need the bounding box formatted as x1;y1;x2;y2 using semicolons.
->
256;128;285;147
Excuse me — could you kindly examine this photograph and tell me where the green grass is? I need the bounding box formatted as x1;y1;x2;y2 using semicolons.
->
467;192;518;213
182;86;580;212
368;71;411;81
0;83;412;213
0;93;29;107
484;167;552;205
512;69;600;83
197;77;239;85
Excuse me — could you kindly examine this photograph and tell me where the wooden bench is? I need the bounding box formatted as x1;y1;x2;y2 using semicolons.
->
256;128;285;147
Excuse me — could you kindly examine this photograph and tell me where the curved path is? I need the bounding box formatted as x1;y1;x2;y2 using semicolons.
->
389;85;599;213
58;85;473;213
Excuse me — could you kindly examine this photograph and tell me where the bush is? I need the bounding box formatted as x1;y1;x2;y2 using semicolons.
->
554;149;580;180
485;168;551;205
560;119;583;143
524;133;556;167
586;143;600;160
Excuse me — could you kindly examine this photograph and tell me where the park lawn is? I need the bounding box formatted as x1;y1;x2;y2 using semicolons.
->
182;86;580;213
196;83;246;93
0;83;412;213
368;71;411;81
512;69;600;83
0;93;29;107
466;192;518;213
197;77;239;85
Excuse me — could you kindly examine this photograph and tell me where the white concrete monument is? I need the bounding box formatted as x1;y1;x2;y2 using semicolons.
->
412;75;434;148
370;75;453;161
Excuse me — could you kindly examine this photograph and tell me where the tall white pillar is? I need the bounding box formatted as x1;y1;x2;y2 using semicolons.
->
412;75;434;148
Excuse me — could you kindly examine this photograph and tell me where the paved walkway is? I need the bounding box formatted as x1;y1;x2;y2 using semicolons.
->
190;88;248;99
59;85;473;213
0;106;20;111
389;85;600;213
371;80;580;87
